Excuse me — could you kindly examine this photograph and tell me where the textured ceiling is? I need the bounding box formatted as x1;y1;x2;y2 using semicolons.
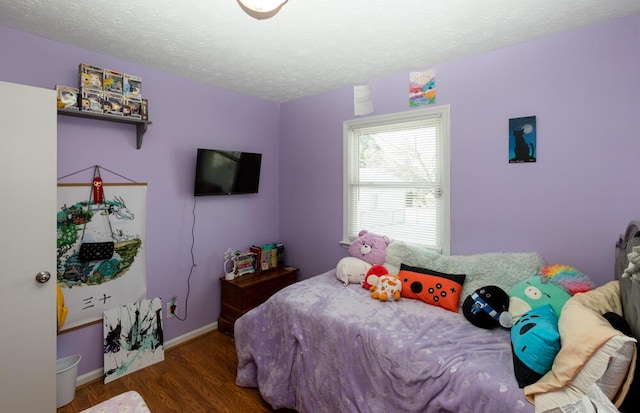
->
0;0;638;103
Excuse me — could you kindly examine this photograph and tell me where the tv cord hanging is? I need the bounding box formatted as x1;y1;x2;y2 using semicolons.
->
172;196;198;322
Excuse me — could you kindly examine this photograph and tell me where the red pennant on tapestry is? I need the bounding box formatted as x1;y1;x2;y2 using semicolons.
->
93;177;104;204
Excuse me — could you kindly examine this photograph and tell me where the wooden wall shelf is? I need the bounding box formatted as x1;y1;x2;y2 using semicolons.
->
57;108;152;149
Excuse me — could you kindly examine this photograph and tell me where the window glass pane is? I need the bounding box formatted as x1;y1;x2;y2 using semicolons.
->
344;106;449;252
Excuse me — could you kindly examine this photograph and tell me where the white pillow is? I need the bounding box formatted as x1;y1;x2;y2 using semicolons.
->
597;336;635;400
533;335;636;413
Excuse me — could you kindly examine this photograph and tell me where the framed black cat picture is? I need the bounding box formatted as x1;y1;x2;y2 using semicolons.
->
509;116;537;163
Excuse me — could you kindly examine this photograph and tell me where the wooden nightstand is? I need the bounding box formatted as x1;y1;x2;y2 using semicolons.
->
218;266;299;334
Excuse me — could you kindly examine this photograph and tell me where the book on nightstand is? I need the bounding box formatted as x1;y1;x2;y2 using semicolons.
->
249;245;263;273
250;243;285;273
275;242;285;267
234;251;257;276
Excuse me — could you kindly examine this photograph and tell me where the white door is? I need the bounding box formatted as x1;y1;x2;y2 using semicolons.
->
0;81;57;412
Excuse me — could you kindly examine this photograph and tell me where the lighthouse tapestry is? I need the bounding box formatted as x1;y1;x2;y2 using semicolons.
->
57;183;147;331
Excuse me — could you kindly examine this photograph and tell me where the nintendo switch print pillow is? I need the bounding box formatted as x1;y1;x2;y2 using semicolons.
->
398;263;466;312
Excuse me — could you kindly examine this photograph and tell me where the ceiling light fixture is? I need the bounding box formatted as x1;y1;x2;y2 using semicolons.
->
237;0;288;20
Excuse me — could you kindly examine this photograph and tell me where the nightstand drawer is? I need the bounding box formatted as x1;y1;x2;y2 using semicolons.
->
243;271;297;309
218;266;299;334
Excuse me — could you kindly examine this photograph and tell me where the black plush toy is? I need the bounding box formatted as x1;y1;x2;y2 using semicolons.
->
462;285;510;329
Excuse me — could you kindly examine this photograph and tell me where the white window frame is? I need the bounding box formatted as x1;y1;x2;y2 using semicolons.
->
342;105;450;254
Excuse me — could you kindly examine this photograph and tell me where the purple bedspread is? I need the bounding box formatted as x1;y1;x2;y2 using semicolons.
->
235;270;534;413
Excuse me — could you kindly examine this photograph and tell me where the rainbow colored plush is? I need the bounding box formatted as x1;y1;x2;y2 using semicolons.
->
539;264;595;295
504;264;595;325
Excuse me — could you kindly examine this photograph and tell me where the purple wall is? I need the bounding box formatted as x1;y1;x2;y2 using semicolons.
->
1;13;639;377
0;25;281;375
280;14;640;283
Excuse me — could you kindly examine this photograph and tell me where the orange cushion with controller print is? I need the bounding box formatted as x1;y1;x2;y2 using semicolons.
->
399;263;466;312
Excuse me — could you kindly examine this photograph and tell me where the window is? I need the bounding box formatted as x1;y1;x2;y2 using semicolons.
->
343;105;450;253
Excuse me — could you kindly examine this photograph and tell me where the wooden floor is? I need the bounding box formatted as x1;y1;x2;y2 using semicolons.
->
57;330;296;413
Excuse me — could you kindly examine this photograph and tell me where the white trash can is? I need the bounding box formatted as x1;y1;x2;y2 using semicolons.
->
56;354;81;408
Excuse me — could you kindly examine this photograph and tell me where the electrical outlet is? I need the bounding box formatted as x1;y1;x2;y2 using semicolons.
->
166;296;177;319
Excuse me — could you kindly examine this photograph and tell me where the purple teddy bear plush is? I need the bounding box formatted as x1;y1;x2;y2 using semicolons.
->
348;230;390;265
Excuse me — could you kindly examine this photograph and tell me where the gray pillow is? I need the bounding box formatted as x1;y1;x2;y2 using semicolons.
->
384;240;546;307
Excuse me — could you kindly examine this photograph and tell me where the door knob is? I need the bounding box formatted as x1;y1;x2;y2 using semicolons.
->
35;271;51;283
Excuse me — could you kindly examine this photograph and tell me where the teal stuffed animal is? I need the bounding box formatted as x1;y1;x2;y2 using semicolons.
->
510;304;561;387
502;264;594;327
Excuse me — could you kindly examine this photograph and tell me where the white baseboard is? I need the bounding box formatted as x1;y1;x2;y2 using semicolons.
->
75;321;218;386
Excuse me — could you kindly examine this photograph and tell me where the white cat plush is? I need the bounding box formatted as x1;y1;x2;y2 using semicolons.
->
336;257;372;286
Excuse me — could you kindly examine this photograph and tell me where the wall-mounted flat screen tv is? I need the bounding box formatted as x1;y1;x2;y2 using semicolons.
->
194;148;262;196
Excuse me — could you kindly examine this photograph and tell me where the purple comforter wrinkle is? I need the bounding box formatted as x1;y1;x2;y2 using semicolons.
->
235;270;534;413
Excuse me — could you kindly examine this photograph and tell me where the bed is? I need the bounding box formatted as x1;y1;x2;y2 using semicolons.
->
235;229;640;413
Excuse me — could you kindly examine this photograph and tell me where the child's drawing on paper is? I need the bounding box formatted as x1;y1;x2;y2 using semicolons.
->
410;69;436;106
